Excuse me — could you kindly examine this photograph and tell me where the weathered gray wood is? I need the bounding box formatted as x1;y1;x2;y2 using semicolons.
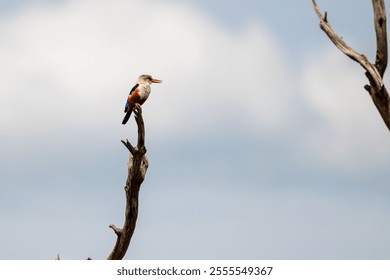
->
312;0;390;131
107;106;148;260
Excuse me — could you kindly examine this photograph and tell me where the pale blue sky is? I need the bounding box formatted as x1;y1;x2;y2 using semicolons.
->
0;0;389;259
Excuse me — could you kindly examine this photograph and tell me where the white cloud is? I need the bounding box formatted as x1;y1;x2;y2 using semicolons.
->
0;0;293;145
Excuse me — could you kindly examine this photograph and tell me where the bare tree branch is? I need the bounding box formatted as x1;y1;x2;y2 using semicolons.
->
107;106;149;260
373;0;388;76
312;0;390;131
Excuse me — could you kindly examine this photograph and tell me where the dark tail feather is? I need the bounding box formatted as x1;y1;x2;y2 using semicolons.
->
122;110;132;124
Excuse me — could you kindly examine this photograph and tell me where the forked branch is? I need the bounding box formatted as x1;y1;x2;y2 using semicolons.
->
312;0;390;131
107;106;149;260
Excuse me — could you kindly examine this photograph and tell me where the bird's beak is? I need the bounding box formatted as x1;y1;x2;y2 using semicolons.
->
151;78;162;83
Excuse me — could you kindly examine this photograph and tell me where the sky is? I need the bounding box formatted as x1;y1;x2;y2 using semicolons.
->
0;0;390;260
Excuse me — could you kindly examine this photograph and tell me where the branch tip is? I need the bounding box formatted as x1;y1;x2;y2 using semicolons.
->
109;224;122;236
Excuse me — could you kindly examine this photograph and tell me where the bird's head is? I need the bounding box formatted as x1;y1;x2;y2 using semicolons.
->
138;74;162;85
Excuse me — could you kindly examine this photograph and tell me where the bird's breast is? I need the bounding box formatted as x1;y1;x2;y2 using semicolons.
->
138;85;151;102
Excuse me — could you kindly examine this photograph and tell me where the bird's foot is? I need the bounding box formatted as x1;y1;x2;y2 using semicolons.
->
134;103;142;113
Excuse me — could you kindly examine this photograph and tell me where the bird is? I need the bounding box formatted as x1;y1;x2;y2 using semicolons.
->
122;74;162;125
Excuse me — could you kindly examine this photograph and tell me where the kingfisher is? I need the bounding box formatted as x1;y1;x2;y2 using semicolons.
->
122;74;162;125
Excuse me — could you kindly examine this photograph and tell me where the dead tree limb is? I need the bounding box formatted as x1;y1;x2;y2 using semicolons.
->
107;106;148;260
312;0;390;131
